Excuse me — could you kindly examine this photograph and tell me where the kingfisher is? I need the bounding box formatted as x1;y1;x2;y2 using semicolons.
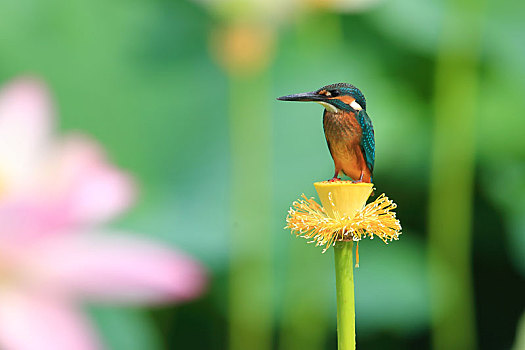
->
277;83;375;183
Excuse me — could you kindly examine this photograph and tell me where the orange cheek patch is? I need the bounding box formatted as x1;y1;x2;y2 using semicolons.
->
332;95;355;105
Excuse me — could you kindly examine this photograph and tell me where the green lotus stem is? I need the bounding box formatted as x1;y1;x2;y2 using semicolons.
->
428;0;484;349
312;182;372;350
334;241;356;350
228;74;273;350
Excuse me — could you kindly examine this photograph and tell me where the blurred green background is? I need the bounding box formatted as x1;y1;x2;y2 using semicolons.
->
1;0;524;349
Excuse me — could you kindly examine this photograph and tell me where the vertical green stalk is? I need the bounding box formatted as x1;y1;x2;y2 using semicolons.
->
428;1;484;350
279;245;331;350
229;74;273;350
334;241;356;350
279;12;344;350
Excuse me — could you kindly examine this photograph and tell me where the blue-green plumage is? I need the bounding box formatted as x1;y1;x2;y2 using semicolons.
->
358;109;375;175
278;83;375;183
325;83;367;110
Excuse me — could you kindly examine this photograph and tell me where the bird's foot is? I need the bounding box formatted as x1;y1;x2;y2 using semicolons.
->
352;172;366;184
328;177;341;183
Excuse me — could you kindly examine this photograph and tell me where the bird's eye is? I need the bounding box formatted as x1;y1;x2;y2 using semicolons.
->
330;91;339;97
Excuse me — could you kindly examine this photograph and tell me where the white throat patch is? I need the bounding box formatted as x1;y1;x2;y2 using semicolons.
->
316;101;339;113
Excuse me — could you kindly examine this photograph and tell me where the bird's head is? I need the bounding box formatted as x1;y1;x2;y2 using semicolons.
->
277;83;366;113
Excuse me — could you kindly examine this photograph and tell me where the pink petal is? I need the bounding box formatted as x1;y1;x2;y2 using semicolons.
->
45;135;136;225
28;232;207;304
0;77;53;191
0;290;101;350
0;135;135;243
0;199;71;244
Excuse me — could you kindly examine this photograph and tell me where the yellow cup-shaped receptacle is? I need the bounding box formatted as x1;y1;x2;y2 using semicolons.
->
314;181;374;219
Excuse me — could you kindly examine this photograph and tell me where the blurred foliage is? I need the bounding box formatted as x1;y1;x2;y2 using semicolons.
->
0;0;523;349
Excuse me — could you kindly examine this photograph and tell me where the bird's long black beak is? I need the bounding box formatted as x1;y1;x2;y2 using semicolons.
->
277;91;324;102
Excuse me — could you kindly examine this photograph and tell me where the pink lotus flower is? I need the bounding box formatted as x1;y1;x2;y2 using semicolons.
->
0;77;206;350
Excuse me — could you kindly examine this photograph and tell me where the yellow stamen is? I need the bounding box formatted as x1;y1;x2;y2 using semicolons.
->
285;193;401;254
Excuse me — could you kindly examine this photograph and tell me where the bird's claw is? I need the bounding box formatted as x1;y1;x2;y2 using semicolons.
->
328;177;341;183
352;172;365;184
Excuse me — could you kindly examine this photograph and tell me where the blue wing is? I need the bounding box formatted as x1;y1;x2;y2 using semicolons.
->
357;109;375;173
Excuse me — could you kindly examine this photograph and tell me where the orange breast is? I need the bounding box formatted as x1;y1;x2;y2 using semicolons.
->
323;110;371;182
